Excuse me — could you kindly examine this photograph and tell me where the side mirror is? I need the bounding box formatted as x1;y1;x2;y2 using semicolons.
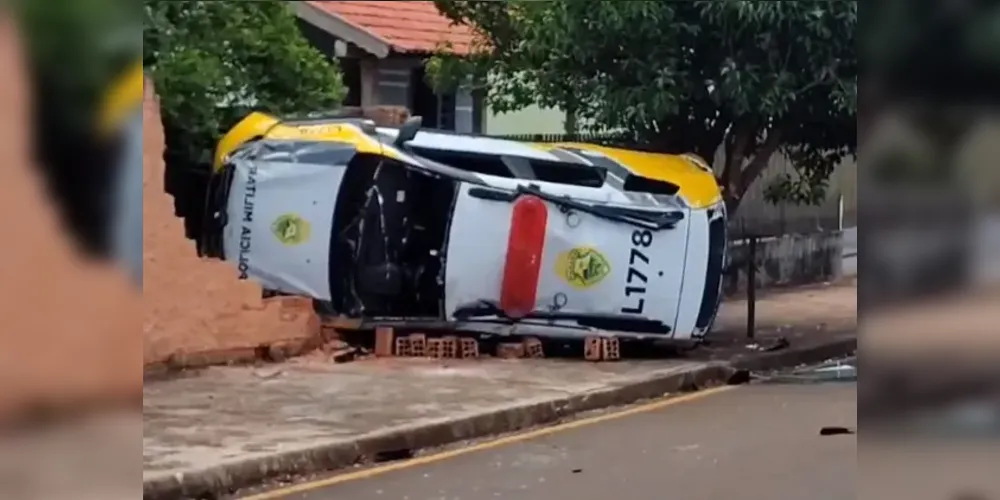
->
394;115;423;147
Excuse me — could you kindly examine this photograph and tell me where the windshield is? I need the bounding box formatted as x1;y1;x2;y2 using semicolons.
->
466;184;684;231
407;145;608;188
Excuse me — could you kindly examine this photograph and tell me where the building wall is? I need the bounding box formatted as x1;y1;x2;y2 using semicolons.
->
483;104;568;135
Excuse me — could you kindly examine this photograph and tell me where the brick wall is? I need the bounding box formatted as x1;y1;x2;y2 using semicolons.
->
143;78;319;372
338;105;411;125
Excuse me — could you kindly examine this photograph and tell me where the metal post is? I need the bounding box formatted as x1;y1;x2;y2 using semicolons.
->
747;235;757;339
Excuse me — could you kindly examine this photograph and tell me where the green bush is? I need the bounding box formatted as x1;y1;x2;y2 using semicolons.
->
144;0;347;169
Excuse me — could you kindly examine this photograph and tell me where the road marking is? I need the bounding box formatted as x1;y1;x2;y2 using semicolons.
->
240;385;736;499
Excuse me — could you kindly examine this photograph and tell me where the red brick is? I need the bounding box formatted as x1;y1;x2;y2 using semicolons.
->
584;337;602;361
523;337;544;358
394;336;413;357
440;336;458;359
374;327;394;357
459;338;479;359
408;333;427;357
426;338;444;359
600;337;620;361
497;342;525;359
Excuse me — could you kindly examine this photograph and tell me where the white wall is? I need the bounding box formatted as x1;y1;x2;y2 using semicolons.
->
484;104;568;136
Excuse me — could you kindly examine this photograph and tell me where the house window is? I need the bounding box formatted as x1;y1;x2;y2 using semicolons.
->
438;92;456;131
340;57;361;106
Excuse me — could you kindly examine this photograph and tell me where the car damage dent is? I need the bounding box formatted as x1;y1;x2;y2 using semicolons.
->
329;153;457;318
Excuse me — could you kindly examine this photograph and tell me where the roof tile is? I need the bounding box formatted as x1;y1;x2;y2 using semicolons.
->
307;1;475;55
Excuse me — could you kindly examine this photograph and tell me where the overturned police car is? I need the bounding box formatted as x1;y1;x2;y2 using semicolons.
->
197;112;727;341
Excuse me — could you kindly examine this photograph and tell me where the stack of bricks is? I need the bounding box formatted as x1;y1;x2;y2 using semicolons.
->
523;337;544;358
583;337;621;361
364;326;623;361
370;327;484;359
460;337;479;359
584;336;620;361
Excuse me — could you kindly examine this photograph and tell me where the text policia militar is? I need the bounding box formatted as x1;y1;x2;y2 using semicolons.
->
238;164;258;279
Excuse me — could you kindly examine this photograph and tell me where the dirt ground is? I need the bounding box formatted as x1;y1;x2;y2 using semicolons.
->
714;278;857;338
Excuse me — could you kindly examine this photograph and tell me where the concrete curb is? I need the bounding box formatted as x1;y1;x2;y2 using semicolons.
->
142;335;856;500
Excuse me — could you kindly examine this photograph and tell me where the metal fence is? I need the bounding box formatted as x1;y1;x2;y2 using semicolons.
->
494;131;849;239
498;131;634;145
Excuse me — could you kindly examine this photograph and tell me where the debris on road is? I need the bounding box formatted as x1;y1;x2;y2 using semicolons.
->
819;426;855;436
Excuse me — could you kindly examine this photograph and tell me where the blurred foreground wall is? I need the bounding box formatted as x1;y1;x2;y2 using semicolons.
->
0;17;140;423
142;78;319;371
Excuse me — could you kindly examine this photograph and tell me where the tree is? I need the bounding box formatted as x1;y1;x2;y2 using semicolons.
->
430;1;857;213
144;0;346;239
143;0;346;169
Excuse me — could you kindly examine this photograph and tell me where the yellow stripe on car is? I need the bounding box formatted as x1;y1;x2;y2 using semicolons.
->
97;60;144;136
213;112;408;171
534;142;722;209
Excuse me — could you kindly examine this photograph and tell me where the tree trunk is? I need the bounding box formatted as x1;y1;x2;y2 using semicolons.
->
720;126;783;219
719;123;753;217
724;192;743;216
564;94;578;136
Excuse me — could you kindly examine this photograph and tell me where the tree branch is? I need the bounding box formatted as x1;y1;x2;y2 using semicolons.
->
739;127;783;192
696;116;729;164
721;116;755;193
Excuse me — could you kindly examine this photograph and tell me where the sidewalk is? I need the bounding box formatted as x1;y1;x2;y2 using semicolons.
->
142;280;856;499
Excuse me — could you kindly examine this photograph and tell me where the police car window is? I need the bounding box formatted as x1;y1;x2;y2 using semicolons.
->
407;146;606;187
557;147;679;196
555;147;631;181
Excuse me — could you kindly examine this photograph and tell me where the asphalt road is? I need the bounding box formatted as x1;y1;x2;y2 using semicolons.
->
263;382;856;500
